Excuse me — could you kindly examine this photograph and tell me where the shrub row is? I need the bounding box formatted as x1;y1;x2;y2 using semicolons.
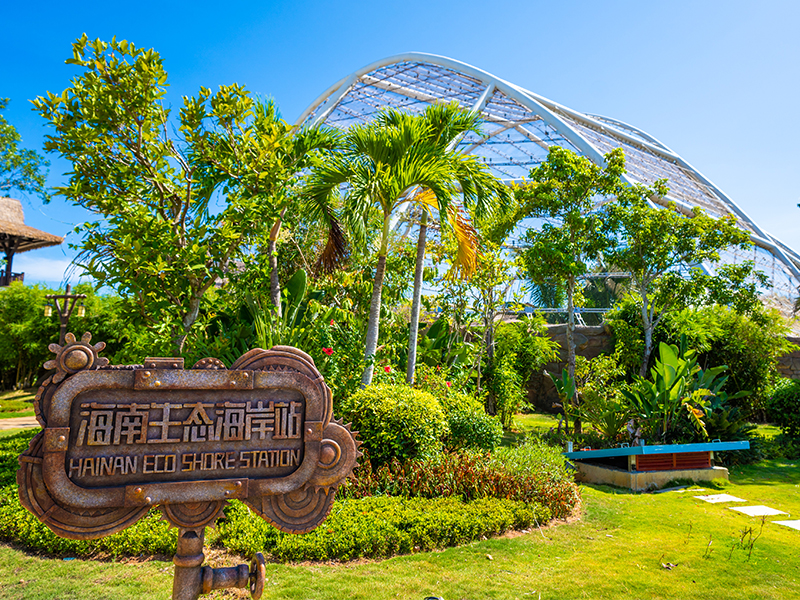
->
0;485;176;558
0;482;548;562
214;496;549;562
0;431;569;562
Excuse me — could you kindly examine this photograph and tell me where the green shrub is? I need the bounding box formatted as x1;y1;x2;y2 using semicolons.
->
446;409;503;451
340;384;446;466
494;316;560;384
768;378;800;438
0;430;38;486
215;496;549;562
431;388;503;452
487;353;526;429
574;355;630;444
608;299;794;418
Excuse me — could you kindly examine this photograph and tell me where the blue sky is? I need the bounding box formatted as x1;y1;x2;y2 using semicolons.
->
2;0;799;288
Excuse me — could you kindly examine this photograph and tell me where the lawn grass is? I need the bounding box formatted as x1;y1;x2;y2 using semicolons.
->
501;412;561;446
2;458;796;599
0;390;36;419
753;423;782;440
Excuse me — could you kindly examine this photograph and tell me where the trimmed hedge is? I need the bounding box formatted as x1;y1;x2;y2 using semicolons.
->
0;485;176;558
340;384;447;465
215;496;549;561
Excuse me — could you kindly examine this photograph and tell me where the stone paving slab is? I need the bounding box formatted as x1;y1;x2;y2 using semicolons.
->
729;505;788;517
694;493;747;503
773;520;800;531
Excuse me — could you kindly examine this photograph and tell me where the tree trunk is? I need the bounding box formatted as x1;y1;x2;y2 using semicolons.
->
566;274;580;434
640;292;653;378
268;215;284;318
175;293;203;355
566;274;576;381
361;216;391;387
406;212;428;384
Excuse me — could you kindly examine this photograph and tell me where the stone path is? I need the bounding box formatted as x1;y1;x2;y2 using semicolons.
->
0;416;39;430
729;505;788;517
693;492;795;530
694;494;746;504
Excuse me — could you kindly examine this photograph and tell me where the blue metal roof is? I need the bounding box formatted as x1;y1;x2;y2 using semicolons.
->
564;440;750;460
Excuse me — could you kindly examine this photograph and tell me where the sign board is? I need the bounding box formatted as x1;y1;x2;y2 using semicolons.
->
17;333;360;538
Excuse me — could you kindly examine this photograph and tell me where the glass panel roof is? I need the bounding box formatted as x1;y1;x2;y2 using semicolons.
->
301;54;799;304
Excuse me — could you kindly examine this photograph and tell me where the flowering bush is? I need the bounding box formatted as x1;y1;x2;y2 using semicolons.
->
309;316;368;407
343;445;578;520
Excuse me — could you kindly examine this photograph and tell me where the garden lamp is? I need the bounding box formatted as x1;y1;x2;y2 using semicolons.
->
45;284;88;346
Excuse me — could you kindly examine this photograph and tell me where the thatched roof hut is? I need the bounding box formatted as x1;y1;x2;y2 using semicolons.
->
0;197;64;285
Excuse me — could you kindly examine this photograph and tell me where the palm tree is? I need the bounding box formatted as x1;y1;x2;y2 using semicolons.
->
305;103;504;386
376;104;509;384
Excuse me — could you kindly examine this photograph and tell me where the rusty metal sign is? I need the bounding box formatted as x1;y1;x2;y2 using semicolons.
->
17;332;360;599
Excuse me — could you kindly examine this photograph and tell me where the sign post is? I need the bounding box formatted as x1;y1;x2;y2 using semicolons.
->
17;332;360;599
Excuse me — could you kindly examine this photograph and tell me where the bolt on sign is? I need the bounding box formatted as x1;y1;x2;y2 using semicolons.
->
17;333;361;600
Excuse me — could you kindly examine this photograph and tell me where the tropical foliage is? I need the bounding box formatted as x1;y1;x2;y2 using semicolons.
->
1;35;795;566
33;36;336;353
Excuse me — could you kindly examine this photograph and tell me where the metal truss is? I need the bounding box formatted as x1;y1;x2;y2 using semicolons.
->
297;52;800;301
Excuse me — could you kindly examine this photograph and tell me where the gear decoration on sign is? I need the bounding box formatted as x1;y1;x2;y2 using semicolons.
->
35;332;110;429
245;486;337;534
306;418;362;495
43;331;109;384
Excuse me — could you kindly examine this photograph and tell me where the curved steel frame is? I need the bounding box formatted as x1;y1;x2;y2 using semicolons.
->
297;52;800;293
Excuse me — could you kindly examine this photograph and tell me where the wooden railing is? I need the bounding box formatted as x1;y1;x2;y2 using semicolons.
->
0;271;24;286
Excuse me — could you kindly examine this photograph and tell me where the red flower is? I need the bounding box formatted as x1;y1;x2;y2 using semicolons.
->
384;366;392;373
322;347;333;356
446;381;452;388
330;319;334;326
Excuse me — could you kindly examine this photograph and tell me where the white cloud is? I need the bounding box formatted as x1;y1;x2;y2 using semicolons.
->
12;255;87;286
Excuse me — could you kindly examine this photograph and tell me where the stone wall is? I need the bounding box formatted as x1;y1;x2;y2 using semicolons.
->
777;337;800;379
527;323;613;412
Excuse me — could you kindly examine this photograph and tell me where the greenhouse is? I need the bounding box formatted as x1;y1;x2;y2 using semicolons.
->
297;52;800;308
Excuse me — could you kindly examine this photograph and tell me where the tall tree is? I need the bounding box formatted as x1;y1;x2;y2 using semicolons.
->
189;101;341;317
517;146;625;386
605;183;755;376
0;98;49;200
305;105;499;386
374;104;507;385
34;36;333;353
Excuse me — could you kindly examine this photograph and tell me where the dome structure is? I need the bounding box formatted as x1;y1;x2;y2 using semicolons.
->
297;52;800;304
